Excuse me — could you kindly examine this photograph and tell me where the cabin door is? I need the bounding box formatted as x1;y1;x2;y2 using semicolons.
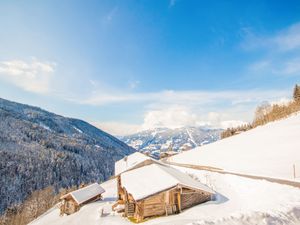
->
174;192;181;213
173;193;180;214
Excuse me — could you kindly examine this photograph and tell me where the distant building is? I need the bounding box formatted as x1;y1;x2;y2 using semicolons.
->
160;150;179;159
60;183;105;215
114;163;215;222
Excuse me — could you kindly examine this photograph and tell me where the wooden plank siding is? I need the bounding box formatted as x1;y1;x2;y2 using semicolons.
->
181;188;211;210
143;192;166;217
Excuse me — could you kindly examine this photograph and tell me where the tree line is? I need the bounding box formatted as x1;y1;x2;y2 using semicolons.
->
0;185;78;225
221;84;300;139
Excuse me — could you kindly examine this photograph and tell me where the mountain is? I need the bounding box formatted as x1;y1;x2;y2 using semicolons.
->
170;113;300;182
0;98;134;214
120;127;222;158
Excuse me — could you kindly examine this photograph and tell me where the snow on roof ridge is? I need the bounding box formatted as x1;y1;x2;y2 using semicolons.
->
61;183;105;205
116;152;149;163
115;152;152;175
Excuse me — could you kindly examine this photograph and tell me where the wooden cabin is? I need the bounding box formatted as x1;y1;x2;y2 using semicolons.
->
60;183;105;215
114;163;215;222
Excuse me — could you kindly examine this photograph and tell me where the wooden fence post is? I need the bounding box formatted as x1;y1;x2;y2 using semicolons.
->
293;164;296;179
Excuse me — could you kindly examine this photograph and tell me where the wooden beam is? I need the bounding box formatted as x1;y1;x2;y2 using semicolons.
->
177;192;181;213
136;201;144;222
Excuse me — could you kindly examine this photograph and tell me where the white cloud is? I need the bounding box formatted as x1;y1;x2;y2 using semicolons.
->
241;22;300;52
0;58;56;94
91;121;141;136
78;89;290;107
142;106;202;130
279;57;300;75
220;120;248;129
249;60;271;72
128;80;140;89
92;107;238;136
273;23;300;51
72;87;291;135
141;107;251;131
243;22;300;77
250;57;300;76
103;6;118;24
270;97;291;106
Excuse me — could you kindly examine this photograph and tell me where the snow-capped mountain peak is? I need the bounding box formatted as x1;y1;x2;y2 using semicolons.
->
120;126;222;158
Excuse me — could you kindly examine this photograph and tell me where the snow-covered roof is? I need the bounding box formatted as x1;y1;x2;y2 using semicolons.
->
121;164;215;201
60;183;105;205
115;152;153;175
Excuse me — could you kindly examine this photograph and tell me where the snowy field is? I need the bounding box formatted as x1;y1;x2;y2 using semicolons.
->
170;114;300;182
29;167;300;225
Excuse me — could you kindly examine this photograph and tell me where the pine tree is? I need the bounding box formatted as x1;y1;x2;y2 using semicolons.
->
293;84;300;103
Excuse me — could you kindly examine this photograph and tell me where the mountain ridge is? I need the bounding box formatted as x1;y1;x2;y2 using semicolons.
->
120;126;222;158
0;97;135;214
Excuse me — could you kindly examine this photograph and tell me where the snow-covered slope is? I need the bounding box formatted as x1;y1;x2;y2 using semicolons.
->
120;127;221;158
170;113;300;182
30;169;300;225
29;114;300;225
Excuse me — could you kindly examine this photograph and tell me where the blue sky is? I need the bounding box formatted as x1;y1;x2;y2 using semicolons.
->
1;0;300;135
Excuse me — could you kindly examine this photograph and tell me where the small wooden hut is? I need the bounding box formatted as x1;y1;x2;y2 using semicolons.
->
60;183;105;215
114;163;215;222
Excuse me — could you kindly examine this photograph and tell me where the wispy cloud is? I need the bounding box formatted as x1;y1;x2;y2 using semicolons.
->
169;0;177;8
272;23;300;51
0;58;56;94
241;22;300;52
249;57;300;76
277;57;300;75
103;6;118;24
128;80;140;89
91;121;141;136
243;22;300;77
77;89;289;106
74;88;291;134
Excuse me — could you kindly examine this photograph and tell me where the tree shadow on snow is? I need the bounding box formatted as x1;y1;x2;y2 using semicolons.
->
103;197;117;202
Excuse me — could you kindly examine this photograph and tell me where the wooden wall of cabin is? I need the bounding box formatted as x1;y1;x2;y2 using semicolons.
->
117;175;123;200
135;189;180;220
128;188;212;221
81;194;102;205
181;188;211;210
62;199;79;215
142;192;166;218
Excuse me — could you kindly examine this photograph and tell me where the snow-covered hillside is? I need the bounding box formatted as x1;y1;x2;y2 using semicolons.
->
30;169;300;225
120;127;221;158
29;114;300;225
170;113;300;182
